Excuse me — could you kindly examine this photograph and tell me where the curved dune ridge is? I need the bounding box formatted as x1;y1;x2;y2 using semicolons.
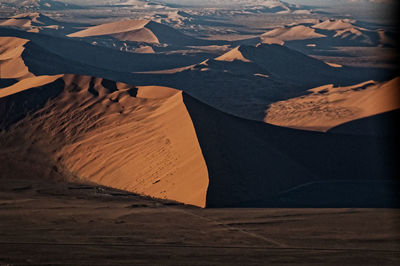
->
0;36;33;79
1;75;209;207
261;25;326;42
67;19;198;45
265;78;400;132
67;19;160;43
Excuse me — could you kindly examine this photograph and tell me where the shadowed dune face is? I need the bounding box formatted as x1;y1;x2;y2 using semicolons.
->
182;93;398;207
0;75;209;207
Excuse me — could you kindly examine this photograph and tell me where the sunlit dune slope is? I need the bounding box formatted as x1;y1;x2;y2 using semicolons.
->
215;46;251;62
0;36;33;79
265;78;400;132
0;75;209;207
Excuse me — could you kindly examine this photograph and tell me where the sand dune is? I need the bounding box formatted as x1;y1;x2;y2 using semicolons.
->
1;73;397;207
0;36;28;60
68;19;152;39
68;19;202;46
1;74;209;207
0;36;33;79
0;13;67;34
261;25;326;43
265;78;400;132
0;75;61;98
215;46;251;62
312;19;355;31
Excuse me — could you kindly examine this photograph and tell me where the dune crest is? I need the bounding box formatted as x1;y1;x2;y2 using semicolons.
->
68;19;151;38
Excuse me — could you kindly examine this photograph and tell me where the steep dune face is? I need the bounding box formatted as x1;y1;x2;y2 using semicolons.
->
265;78;400;132
1;75;209;207
0;36;33;79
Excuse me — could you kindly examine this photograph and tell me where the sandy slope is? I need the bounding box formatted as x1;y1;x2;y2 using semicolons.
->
2;75;208;207
265;78;400;132
0;36;33;79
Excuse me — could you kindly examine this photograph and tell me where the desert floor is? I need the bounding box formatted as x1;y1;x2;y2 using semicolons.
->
0;177;399;265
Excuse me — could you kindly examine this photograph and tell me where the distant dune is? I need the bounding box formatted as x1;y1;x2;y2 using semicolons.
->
261;25;326;43
0;13;74;35
265;78;400;132
312;19;356;31
68;19;204;46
